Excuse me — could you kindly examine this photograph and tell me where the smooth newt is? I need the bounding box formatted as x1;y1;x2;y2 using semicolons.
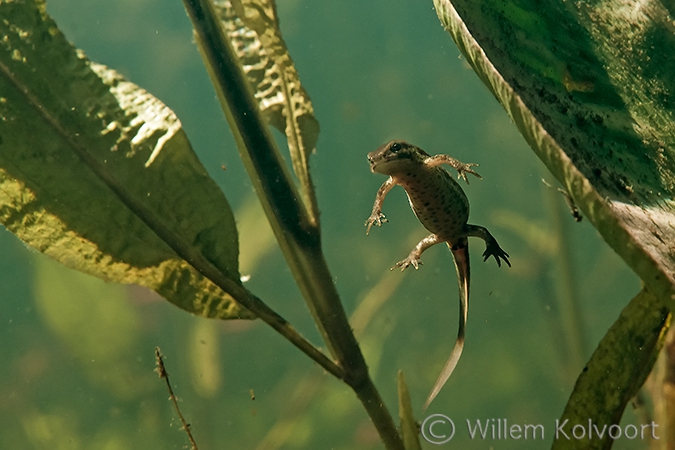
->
364;140;510;410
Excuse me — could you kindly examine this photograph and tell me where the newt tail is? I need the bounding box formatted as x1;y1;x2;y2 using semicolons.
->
423;238;469;410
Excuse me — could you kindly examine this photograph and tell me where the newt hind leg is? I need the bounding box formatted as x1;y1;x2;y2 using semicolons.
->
464;224;511;267
392;233;444;271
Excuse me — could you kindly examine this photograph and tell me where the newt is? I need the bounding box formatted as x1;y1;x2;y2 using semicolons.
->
364;140;510;410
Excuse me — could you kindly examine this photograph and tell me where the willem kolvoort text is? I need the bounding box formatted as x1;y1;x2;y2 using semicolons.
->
464;418;659;441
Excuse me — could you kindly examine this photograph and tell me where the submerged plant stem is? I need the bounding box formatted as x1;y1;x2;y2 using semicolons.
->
181;0;403;447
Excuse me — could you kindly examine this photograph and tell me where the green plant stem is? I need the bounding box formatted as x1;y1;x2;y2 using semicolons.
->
181;0;403;447
190;1;334;356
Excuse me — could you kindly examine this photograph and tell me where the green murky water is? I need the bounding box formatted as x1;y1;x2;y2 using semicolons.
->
0;1;643;448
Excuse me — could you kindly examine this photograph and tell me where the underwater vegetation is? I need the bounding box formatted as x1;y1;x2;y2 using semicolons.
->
1;0;674;448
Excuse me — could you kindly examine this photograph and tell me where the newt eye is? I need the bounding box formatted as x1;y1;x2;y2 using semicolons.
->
390;142;402;152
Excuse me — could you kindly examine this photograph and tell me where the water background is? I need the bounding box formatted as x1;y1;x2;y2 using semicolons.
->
0;0;644;448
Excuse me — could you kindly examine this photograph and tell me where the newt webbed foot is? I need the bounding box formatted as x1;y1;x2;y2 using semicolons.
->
482;238;511;267
456;163;482;185
391;255;423;271
365;212;388;235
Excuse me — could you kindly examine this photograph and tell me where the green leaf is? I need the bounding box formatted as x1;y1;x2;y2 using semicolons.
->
214;0;320;224
398;371;422;450
433;0;675;304
552;289;669;449
0;0;253;319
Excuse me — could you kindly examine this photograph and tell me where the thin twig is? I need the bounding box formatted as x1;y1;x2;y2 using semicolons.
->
155;347;200;450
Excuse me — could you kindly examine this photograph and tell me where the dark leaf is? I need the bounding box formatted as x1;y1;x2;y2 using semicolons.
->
0;0;252;319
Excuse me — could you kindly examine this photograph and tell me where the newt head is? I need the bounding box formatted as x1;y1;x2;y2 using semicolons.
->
367;140;430;175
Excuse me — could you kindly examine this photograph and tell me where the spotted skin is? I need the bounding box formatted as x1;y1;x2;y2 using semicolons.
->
399;163;469;241
364;140;510;410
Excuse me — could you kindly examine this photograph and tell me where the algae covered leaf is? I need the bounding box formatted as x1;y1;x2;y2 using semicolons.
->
433;0;675;304
0;0;253;319
213;0;320;223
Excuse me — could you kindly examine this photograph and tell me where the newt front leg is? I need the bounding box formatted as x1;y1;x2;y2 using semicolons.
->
425;154;482;184
365;177;395;235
